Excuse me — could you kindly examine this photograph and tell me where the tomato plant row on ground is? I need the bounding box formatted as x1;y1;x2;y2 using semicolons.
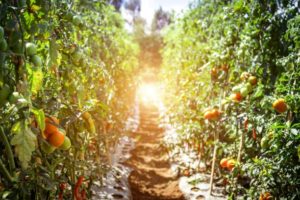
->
0;0;138;199
161;0;299;199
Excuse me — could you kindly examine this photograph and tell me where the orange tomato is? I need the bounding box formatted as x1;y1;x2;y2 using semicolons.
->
220;158;228;168
47;130;65;147
231;92;243;102
44;117;60;139
248;76;257;85
259;192;272;200
272;98;287;113
204;109;221;120
226;159;236;171
210;68;218;79
211;108;221;119
221;64;229;72
204;110;214;120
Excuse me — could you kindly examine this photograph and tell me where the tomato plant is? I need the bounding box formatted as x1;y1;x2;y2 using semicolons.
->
0;0;138;199
161;0;300;199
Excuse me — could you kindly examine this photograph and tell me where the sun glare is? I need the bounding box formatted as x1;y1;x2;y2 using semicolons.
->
137;83;162;105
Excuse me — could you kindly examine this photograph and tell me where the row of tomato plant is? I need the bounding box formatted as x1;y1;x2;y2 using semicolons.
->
0;0;138;199
161;0;299;199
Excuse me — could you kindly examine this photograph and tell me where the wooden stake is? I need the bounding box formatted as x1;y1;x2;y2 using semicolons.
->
209;132;218;195
209;90;224;195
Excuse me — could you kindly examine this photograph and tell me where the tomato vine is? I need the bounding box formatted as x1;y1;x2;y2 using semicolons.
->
0;0;138;199
161;0;300;199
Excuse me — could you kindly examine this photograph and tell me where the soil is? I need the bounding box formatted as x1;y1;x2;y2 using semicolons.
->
124;103;185;200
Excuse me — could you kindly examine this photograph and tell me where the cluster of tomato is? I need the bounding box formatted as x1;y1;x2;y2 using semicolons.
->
220;158;237;171
205;68;289;198
38;116;71;154
25;42;42;67
230;72;257;102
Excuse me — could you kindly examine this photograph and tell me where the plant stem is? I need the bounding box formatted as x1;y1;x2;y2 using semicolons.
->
237;125;244;163
0;127;16;173
0;158;14;183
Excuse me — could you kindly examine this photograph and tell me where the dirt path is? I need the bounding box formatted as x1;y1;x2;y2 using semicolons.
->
124;104;185;200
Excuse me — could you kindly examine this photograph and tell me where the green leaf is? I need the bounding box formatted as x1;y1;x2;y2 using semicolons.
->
31;108;45;131
30;69;44;95
11;121;22;134
11;121;37;169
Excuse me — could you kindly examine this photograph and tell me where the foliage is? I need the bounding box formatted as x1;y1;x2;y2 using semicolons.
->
0;0;138;199
161;0;300;199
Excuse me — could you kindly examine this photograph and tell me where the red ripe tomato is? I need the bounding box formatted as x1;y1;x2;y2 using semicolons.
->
60;182;67;190
231;92;243;102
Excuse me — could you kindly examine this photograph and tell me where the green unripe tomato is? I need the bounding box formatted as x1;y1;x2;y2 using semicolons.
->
41;140;56;154
0;84;11;107
72;15;83;26
31;55;42;67
60;136;71;150
232;85;241;93
0;26;4;39
245;82;253;93
26;43;37;56
240;86;249;97
0;39;8;51
260;136;269;149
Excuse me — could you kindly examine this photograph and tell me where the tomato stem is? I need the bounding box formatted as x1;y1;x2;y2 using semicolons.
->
0;158;14;183
0;127;16;174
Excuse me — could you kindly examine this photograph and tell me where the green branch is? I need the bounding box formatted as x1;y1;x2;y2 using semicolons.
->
0;158;14;183
0;127;16;173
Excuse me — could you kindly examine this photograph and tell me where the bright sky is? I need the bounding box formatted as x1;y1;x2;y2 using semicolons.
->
140;0;191;24
122;0;191;29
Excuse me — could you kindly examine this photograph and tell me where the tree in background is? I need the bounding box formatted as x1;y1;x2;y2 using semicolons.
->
124;0;141;18
110;0;124;12
136;7;171;68
151;7;171;32
118;1;171;69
